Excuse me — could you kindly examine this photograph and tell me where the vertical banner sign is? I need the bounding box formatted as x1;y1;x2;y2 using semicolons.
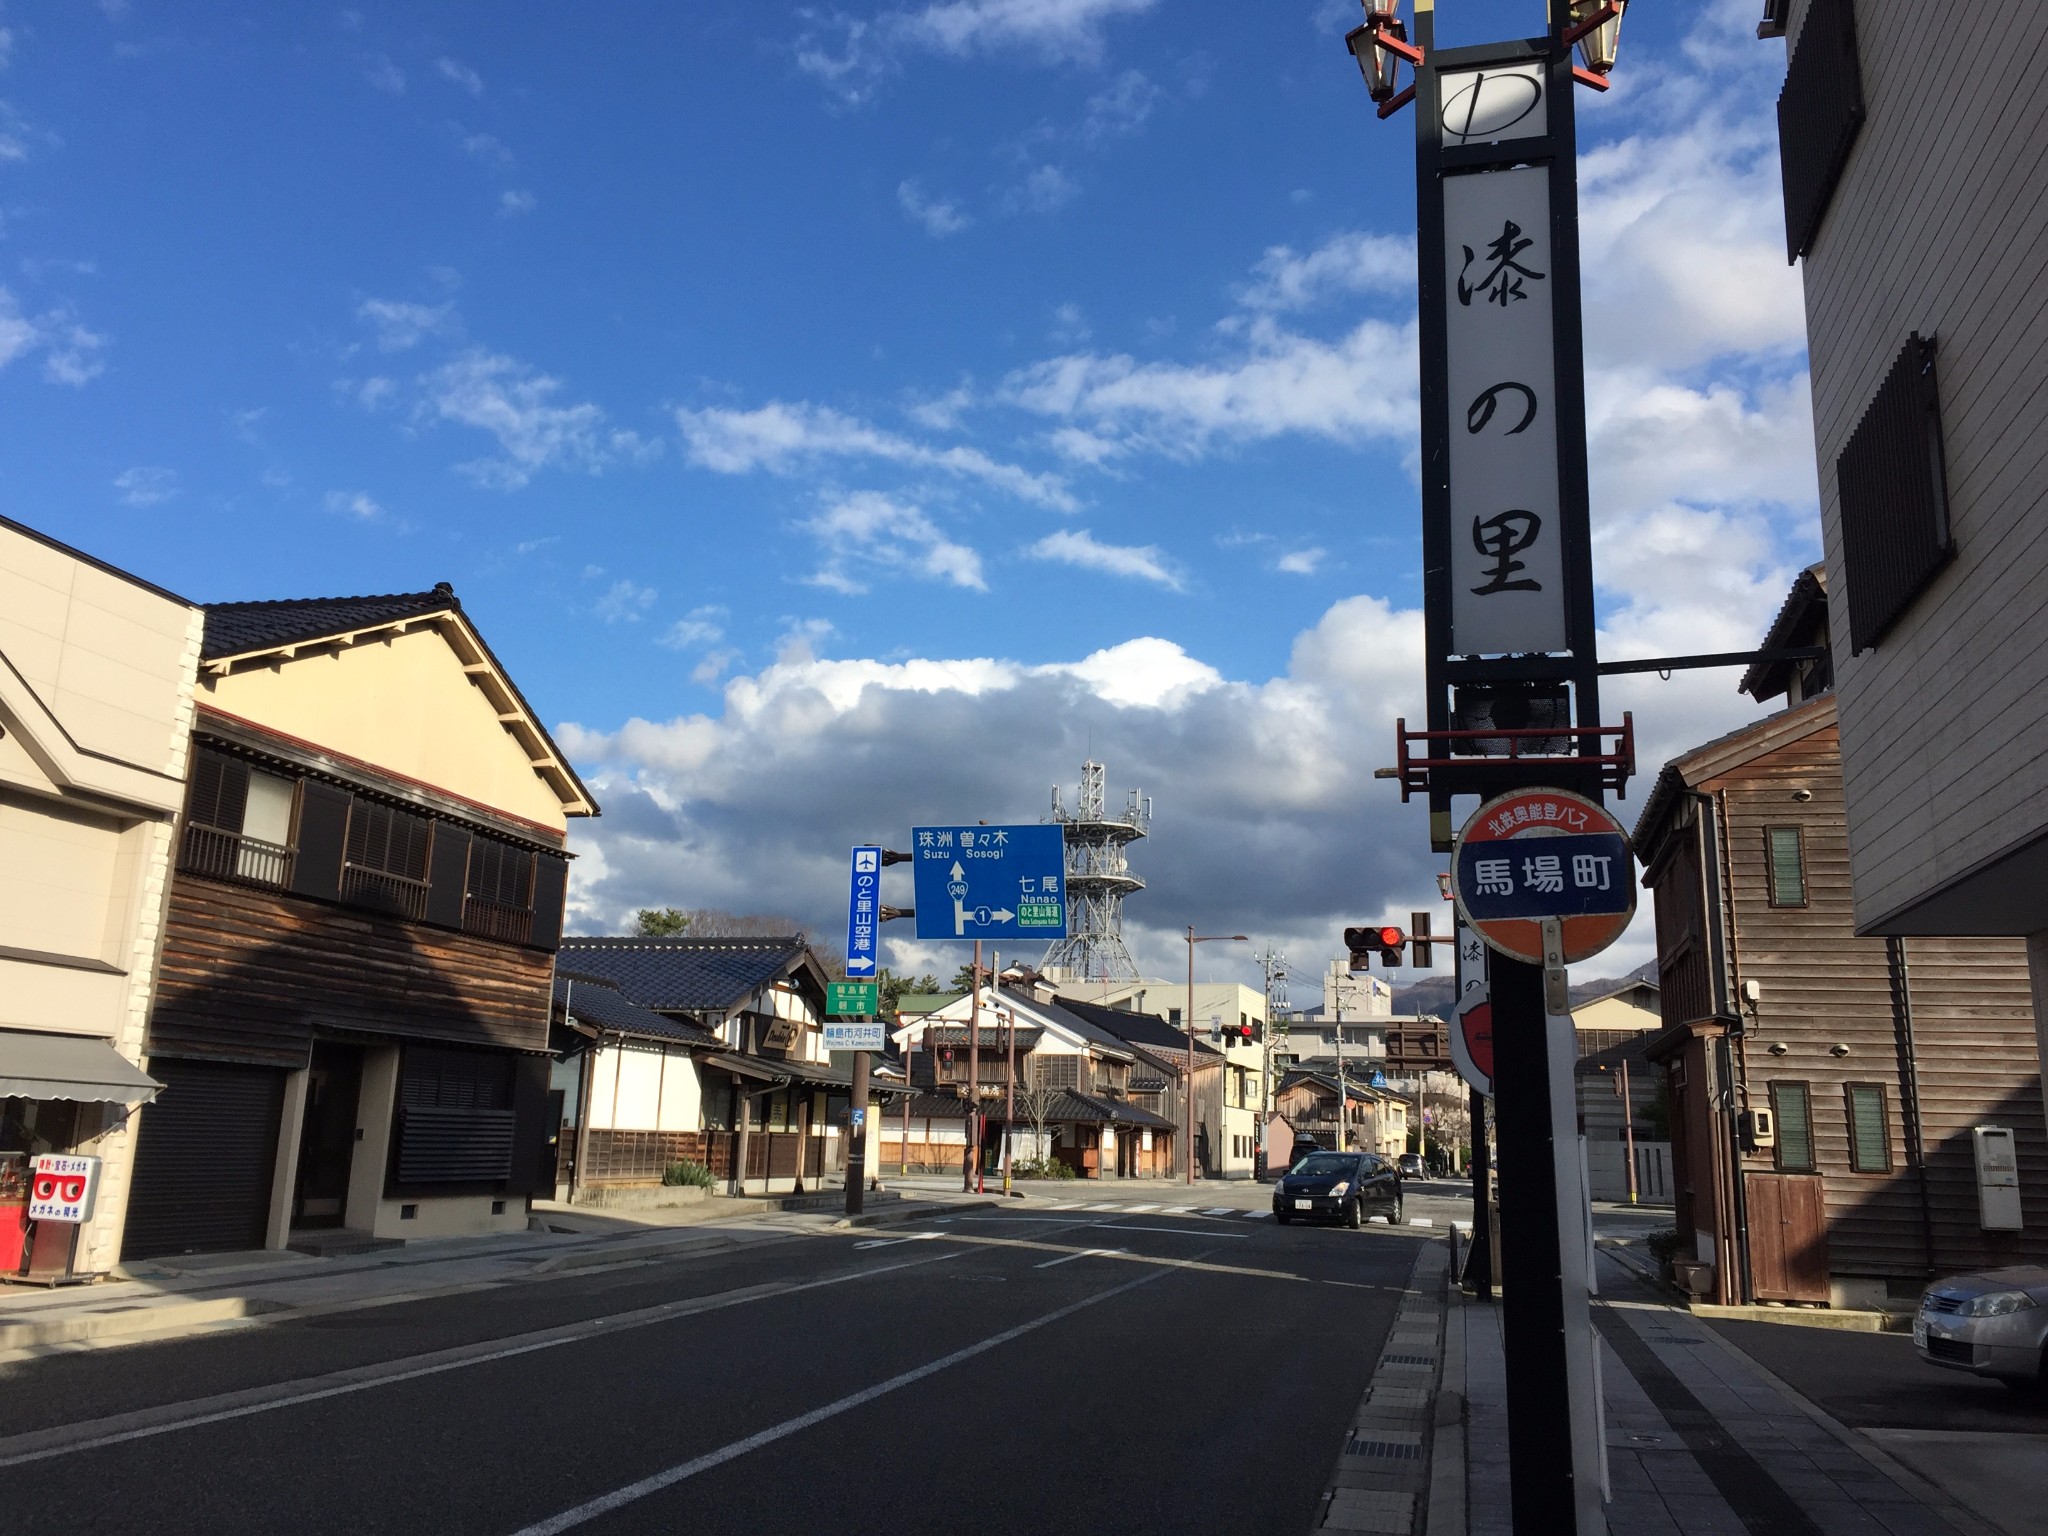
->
846;845;881;979
1415;31;1601;849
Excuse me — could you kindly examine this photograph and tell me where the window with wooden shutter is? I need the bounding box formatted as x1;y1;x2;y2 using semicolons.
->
179;748;297;887
1838;334;1953;653
1770;1081;1815;1172
1844;1083;1891;1172
341;799;433;919
462;834;536;943
1765;827;1807;908
1777;0;1863;261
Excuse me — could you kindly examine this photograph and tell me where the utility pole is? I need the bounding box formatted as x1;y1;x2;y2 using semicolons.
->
1620;1056;1637;1206
965;939;982;1194
1002;950;1017;1198
845;1045;869;1216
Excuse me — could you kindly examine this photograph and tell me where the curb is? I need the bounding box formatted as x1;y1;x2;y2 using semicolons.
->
830;1198;998;1230
0;1295;290;1354
1309;1238;1450;1535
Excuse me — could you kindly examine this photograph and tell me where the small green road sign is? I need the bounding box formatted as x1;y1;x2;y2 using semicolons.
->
827;981;879;1018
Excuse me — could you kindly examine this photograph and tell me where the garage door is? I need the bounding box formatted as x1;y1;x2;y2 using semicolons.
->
122;1059;285;1260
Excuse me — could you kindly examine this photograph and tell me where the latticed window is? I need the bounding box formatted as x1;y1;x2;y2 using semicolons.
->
180;747;297;886
1845;1083;1891;1173
466;836;535;909
1765;827;1807;908
342;799;432;918
1770;1081;1815;1172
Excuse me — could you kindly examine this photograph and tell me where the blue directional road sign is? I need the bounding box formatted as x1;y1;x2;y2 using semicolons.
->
845;845;881;978
911;824;1068;942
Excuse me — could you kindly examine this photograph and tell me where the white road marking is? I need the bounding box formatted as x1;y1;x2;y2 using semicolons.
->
509;1265;1176;1534
0;1251;964;1471
1091;1223;1250;1240
1239;1211;1270;1220
1200;1207;1236;1216
1032;1247;1125;1269
1162;1206;1198;1214
1084;1203;1122;1212
1122;1204;1159;1213
850;1233;945;1249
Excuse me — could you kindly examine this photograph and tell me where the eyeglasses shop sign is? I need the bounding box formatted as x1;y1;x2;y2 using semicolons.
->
29;1153;101;1224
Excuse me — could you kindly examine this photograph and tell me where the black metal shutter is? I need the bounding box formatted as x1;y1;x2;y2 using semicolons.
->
292;781;352;900
425;824;472;929
528;853;569;950
1778;0;1864;262
391;1046;518;1187
509;1054;555;1197
1838;333;1953;652
122;1059;285;1259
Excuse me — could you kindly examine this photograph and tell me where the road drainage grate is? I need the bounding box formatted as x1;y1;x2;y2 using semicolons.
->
1346;1435;1423;1461
1381;1353;1435;1366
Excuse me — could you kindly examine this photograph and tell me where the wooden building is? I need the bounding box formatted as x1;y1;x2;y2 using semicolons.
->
1637;570;2046;1307
552;936;875;1196
122;587;595;1259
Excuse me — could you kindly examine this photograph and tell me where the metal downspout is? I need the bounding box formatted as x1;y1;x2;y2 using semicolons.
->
1887;937;1937;1274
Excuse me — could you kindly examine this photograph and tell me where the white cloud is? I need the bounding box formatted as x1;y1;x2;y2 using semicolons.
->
805;490;987;593
1028;527;1179;589
114;466;176;507
435;56;484;95
898;0;1155;62
1048;302;1090;345
1237;231;1414;312
797;0;1156;101
661;606;728;649
422;349;647;490
363;55;405;94
597;579;657;623
555;593;1439;978
357;298;453;352
897;179;971;237
356;375;397;410
905;379;975;431
1004;314;1415;459
0;29;13;71
1001;163;1077;214
461;132;514;168
499;188;537;217
1083;69;1159;140
676;398;1074;510
0;288;108;384
1275;547;1325;575
323;489;385;521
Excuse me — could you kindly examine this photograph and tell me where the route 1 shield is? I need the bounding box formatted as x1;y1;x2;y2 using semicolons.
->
1450;787;1634;965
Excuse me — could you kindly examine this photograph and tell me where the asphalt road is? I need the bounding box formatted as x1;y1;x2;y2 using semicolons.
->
0;1205;1432;1536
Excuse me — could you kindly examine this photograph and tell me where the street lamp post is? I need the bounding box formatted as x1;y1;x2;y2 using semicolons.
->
1185;927;1249;1183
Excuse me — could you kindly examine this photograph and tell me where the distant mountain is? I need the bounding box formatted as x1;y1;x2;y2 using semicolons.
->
1388;958;1656;1018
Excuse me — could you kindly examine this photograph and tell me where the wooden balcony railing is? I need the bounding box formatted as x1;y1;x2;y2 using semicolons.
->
179;822;295;889
461;895;534;945
341;862;430;921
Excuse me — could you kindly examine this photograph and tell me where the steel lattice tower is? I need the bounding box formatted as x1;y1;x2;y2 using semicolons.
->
1040;760;1150;984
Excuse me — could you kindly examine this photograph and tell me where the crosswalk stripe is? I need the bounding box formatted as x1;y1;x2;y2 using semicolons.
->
1240;1210;1269;1220
1200;1207;1235;1216
1123;1204;1158;1213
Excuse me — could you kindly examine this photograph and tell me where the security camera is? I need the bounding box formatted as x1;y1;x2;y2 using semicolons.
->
1740;979;1761;1007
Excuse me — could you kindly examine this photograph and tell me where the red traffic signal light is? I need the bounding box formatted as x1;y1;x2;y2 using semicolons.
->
1376;925;1404;948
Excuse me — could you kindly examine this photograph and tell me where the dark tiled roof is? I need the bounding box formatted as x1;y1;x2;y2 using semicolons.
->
555;973;719;1047
1032;1089;1175;1129
557;937;809;1012
1739;562;1828;701
201;587;458;660
1052;995;1224;1059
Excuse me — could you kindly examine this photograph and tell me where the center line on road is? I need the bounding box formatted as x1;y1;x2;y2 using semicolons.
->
507;1263;1182;1535
1032;1247;1125;1269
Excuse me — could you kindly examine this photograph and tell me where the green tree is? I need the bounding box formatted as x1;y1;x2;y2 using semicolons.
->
949;962;979;992
632;907;692;937
876;969;941;1016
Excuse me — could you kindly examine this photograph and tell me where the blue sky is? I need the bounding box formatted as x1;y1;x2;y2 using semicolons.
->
4;1;1818;990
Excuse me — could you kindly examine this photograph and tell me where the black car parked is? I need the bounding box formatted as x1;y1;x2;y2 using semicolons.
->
1272;1151;1402;1229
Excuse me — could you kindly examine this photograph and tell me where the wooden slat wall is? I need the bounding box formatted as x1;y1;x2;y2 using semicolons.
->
1711;722;2048;1279
148;874;555;1068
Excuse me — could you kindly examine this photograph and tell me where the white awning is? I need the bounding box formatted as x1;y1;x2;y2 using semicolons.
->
0;1029;162;1105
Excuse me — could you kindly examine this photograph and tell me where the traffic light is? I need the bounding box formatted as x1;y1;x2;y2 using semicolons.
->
1343;926;1376;972
1376;925;1405;966
1410;910;1435;967
1237;1019;1256;1046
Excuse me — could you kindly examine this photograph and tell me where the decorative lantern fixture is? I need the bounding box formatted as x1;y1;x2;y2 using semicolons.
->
1563;0;1626;76
1345;2;1424;117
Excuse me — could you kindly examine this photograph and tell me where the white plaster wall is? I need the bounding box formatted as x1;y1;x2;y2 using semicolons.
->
656;1051;700;1131
611;1043;663;1131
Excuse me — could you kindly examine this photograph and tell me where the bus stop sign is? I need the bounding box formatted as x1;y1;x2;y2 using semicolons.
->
1450;787;1635;966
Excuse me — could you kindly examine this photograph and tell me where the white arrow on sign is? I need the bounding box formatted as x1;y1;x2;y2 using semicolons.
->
948;860;969;936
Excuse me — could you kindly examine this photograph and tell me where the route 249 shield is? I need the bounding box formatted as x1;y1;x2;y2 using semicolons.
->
1450;787;1635;966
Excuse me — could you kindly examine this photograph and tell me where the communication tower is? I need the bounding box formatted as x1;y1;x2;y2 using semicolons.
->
1040;760;1150;984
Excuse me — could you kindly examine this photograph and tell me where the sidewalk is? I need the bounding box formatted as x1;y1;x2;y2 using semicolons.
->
0;1190;988;1360
1438;1244;2002;1536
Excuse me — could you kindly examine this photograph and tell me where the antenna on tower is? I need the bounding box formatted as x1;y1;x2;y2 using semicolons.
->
1040;759;1149;984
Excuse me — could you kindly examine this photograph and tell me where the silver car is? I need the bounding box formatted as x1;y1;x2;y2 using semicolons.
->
1915;1266;2048;1388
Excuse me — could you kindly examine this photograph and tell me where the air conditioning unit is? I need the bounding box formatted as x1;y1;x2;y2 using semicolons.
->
1739;1107;1775;1149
